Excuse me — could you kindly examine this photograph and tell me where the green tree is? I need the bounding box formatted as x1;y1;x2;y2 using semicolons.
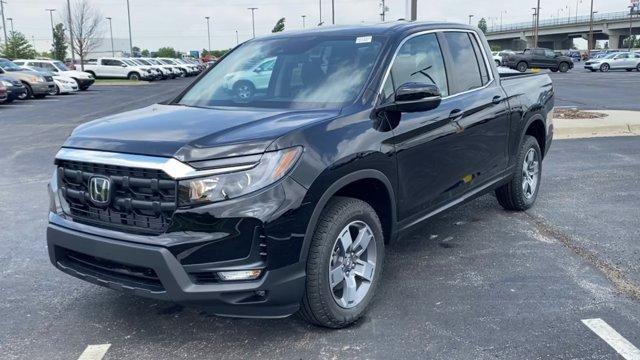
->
141;49;150;57
0;31;37;59
156;47;177;58
201;48;210;57
272;17;285;33
490;44;502;52
477;18;488;34
51;23;68;61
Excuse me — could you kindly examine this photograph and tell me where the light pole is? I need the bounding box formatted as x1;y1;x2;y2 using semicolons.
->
318;0;323;26
331;0;335;24
533;0;540;48
6;17;13;33
46;9;56;45
248;7;257;38
588;0;595;52
0;0;7;51
380;0;387;21
302;14;306;28
556;8;563;24
629;6;634;51
126;0;133;56
105;17;114;57
235;29;239;45
500;10;507;31
205;16;211;53
468;14;474;25
66;0;75;65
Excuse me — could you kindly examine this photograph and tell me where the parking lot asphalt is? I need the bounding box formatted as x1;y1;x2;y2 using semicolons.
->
548;68;640;111
1;78;639;359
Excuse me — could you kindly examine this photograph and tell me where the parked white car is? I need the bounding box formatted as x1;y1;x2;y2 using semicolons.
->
12;59;95;90
82;58;156;80
131;58;172;79
492;51;502;66
223;57;276;100
158;58;197;77
142;58;181;78
584;52;640;72
17;65;78;94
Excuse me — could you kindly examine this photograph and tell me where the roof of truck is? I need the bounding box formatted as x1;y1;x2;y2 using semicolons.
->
254;21;476;40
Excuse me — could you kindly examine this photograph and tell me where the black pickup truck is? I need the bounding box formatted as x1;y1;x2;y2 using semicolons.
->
47;22;554;328
502;48;574;73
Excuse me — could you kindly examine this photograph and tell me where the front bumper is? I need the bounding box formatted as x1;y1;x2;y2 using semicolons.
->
75;78;95;88
6;85;26;100
584;63;601;70
48;223;305;317
31;82;56;95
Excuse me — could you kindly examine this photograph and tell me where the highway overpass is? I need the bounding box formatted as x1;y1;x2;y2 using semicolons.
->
486;11;640;50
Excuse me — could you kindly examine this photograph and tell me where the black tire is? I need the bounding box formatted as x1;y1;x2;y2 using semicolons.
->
180;69;187;78
495;60;501;67
299;197;385;328
128;72;141;81
589;69;597;72
516;61;528;72
495;135;542;211
637;64;640;72
550;68;559;72
600;63;610;72
49;85;59;96
559;62;569;72
626;69;633;72
233;81;255;101
21;83;32;99
33;93;46;99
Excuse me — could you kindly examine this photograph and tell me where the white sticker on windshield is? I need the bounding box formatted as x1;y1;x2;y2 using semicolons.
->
356;36;372;44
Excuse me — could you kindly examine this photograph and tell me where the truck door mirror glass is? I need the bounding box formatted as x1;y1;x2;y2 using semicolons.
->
378;82;442;113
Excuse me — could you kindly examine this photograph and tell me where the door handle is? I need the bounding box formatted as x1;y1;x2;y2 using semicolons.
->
492;95;502;105
449;109;463;121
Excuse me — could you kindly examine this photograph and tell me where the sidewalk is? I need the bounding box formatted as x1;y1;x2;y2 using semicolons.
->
553;110;640;139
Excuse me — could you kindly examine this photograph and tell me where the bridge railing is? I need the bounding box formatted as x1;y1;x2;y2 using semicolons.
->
487;11;632;33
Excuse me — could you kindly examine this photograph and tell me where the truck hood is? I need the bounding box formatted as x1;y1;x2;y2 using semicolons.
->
63;104;340;162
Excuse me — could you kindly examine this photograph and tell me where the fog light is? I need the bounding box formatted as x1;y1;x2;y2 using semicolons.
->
217;269;262;281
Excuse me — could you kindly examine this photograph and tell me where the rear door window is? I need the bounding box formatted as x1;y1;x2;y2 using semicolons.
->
441;32;485;94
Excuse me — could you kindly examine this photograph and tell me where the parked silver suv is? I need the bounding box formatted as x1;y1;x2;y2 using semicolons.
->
0;58;55;98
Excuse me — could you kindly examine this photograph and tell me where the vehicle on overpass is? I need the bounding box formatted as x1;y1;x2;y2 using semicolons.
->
584;52;640;72
502;48;574;72
47;22;554;328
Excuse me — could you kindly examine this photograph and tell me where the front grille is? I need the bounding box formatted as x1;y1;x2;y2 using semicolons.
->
57;159;177;234
58;247;164;292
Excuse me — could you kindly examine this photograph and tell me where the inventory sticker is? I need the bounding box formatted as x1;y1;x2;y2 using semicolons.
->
356;36;372;44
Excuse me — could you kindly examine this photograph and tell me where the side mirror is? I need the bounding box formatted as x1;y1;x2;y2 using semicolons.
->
254;68;262;73
122;64;127;67
382;82;442;113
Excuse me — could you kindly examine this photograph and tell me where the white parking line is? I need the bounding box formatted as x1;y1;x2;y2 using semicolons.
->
582;318;640;360
77;344;111;360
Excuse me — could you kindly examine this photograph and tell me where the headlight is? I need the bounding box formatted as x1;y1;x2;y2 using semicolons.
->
179;147;302;205
1;80;11;87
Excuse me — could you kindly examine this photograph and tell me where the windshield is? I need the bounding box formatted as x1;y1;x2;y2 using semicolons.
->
160;59;176;65
603;53;618;59
0;59;24;71
122;59;138;66
53;61;69;71
137;59;151;65
178;35;383;110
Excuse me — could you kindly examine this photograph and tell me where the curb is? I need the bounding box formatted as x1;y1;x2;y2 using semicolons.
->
553;110;640;139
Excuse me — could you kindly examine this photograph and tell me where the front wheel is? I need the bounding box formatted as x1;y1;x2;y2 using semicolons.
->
495;135;542;211
600;63;610;72
559;62;570;72
299;197;384;328
49;85;59;96
128;72;141;81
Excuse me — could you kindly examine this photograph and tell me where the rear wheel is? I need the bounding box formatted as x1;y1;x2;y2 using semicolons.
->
516;61;528;72
495;135;542;211
600;63;610;72
299;197;384;328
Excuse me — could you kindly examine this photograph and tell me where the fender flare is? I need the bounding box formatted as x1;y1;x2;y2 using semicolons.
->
298;169;397;263
519;112;547;154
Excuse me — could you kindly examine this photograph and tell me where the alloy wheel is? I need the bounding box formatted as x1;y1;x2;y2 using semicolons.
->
329;221;377;309
522;148;539;199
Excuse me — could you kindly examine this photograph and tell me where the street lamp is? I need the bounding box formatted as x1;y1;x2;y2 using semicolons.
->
126;0;133;57
105;17;114;57
302;14;306;28
500;10;507;31
45;9;56;45
468;14;474;25
205;16;211;53
0;0;7;51
247;7;258;38
6;17;13;33
628;6;634;51
535;0;541;48
331;0;335;24
588;0;596;52
318;0;322;26
235;29;239;45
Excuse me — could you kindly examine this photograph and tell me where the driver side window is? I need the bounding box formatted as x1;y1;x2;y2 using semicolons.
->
383;33;449;100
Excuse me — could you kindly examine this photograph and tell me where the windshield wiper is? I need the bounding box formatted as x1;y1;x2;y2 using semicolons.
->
410;65;436;85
